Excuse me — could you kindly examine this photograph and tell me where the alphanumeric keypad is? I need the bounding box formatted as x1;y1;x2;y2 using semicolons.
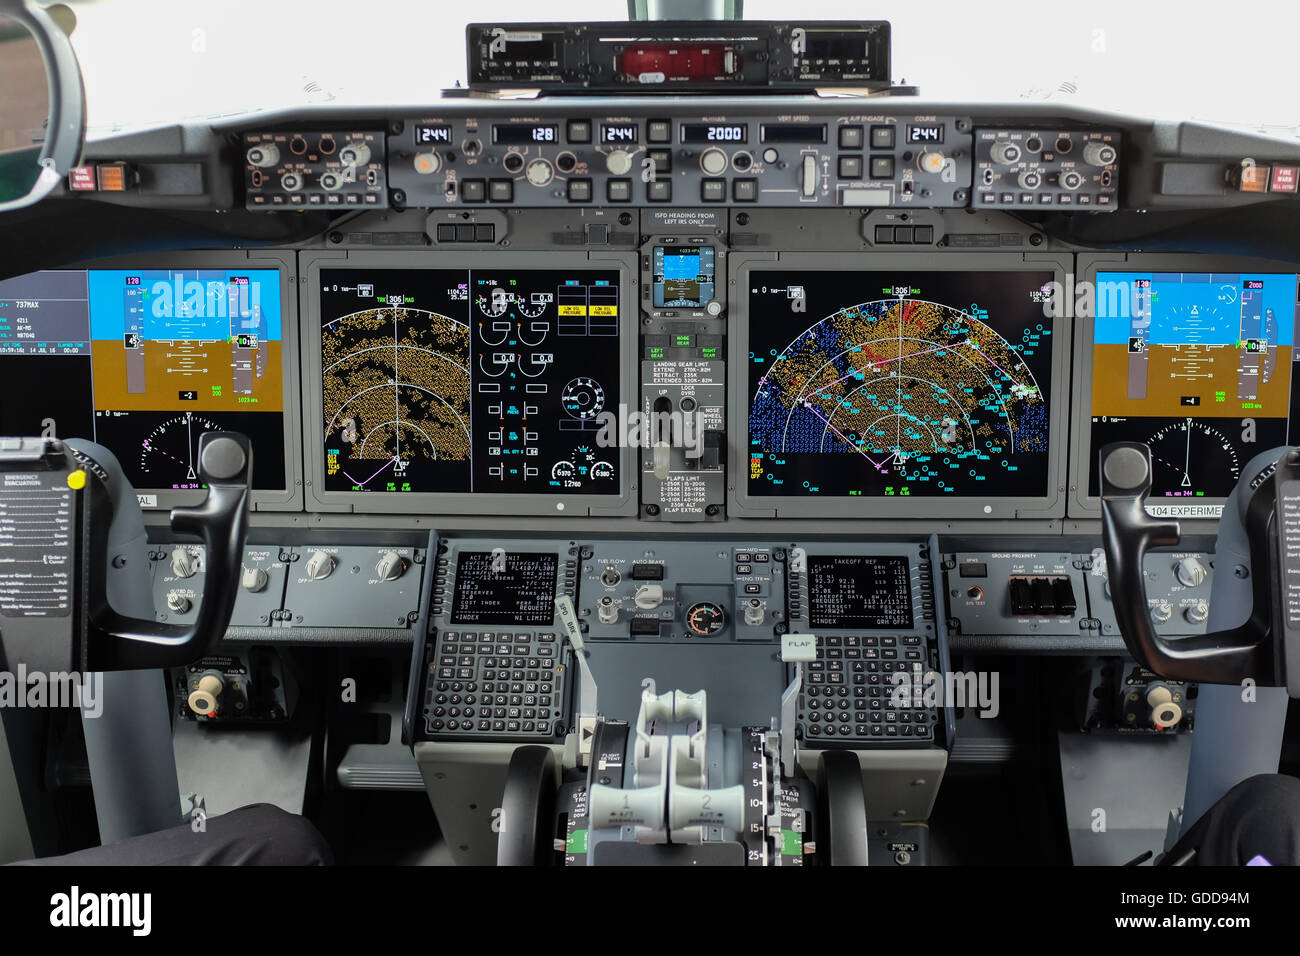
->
798;635;937;745
422;630;566;739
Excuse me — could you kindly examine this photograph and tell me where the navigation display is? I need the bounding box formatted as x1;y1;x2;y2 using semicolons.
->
746;270;1056;498
318;268;621;495
1085;271;1300;513
0;268;288;493
450;551;558;625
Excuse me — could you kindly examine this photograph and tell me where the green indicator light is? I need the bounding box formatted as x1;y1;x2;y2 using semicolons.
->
567;829;588;854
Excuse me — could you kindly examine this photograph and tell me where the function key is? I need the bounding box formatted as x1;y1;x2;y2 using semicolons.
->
566;119;592;144
839;124;864;149
647;119;672;143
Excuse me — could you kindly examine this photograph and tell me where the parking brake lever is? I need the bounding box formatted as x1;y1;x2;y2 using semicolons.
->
88;432;252;670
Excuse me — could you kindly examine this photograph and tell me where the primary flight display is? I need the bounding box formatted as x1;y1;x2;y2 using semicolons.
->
1086;270;1300;513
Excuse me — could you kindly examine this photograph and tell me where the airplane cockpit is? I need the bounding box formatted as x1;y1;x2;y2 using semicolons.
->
0;0;1297;923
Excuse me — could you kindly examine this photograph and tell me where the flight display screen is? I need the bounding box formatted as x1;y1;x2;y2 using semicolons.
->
449;551;558;626
747;270;1056;498
652;246;714;308
318;268;621;495
1086;270;1300;514
807;555;913;629
0;268;287;493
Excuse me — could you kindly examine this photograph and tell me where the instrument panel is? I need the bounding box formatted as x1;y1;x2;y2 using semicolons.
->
4;244;1297;522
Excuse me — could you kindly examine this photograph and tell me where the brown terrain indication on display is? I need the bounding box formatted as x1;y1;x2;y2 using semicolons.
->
91;338;284;412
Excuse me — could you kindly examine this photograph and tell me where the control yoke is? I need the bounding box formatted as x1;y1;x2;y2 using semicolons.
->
90;432;252;670
1098;442;1280;686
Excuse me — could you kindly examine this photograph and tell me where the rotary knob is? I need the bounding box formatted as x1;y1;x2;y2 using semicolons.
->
1185;601;1210;624
598;596;619;624
1017;169;1042;190
166;591;192;614
1082;141;1117;166
525;158;554;187
744;602;766;626
241;566;269;593
990;141;1022;165
338;142;371;167
634;584;664;610
375;550;406;582
413;152;441;175
246;143;280;167
171;546;197;579
304;550;336;581
919;151;947;174
1174;556;1207;588
187;674;224;716
605;149;633;176
701;148;728;176
1150;603;1173;624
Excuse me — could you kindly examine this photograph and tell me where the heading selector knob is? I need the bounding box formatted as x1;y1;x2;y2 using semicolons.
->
304;550;336;581
241;566;269;593
375;550;406;582
605;150;633;176
171;546;197;579
1174;556;1207;588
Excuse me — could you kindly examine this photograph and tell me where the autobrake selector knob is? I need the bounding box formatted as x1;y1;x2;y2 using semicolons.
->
171;546;197;578
241;566;269;593
188;674;224;716
305;550;336;581
376;550;406;582
1174;556;1207;588
634;584;664;610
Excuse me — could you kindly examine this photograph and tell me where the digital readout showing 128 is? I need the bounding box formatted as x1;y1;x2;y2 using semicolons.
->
493;125;558;145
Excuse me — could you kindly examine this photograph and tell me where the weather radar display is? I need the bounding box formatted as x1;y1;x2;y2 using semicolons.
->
747;270;1056;498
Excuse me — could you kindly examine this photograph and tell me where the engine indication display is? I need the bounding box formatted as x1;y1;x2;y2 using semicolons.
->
319;268;621;496
747;270;1056;499
1086;270;1300;512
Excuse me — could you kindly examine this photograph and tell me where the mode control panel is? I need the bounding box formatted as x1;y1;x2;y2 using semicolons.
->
973;128;1120;211
243;130;387;210
385;113;972;209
